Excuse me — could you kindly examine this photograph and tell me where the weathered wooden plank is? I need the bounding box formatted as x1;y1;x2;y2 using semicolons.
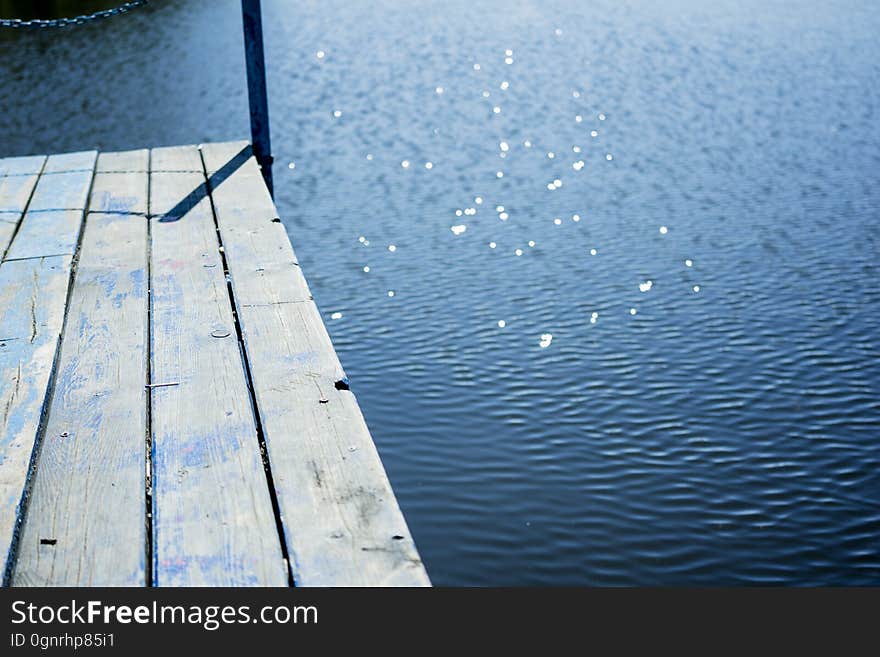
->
150;145;202;172
12;212;149;586
89;173;148;214
23;151;95;214
96;149;149;173
0;255;75;578
5;211;83;261
0;175;40;214
28;171;95;212
0;219;17;260
0;162;95;577
88;151;150;215
0;155;45;178
200;150;311;306
0;174;40;258
0;167;43;259
42;151;97;174
202;140;250;175
200;142;429;586
149;153;287;586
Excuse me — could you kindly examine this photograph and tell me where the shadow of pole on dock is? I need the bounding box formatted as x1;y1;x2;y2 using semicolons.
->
157;145;251;223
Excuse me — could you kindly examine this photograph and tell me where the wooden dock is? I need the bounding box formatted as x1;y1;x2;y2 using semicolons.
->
0;142;429;587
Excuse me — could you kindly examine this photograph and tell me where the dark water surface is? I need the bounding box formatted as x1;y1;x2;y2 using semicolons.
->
1;0;878;585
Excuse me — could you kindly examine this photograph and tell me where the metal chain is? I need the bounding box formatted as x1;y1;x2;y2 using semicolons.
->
0;0;149;29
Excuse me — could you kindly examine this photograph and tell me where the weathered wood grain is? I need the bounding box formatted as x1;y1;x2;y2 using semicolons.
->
5;211;84;262
0;255;76;578
0;141;428;586
0;158;44;259
96;149;149;173
150;145;202;172
200;149;311;306
0;174;40;258
0;158;94;578
0;219;17;260
42;151;98;174
29;171;95;212
149;146;287;586
89;173;148;214
0;175;41;214
201;143;429;586
0;155;45;178
90;151;150;215
12;211;148;586
202;141;250;175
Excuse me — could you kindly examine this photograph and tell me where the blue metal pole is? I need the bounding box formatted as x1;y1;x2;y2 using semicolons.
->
240;0;273;196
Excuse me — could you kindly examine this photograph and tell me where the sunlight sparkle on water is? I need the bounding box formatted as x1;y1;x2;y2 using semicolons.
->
451;224;467;235
363;266;370;273
330;311;342;319
498;320;506;328
401;160;410;168
539;333;553;348
659;226;668;234
388;244;397;252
